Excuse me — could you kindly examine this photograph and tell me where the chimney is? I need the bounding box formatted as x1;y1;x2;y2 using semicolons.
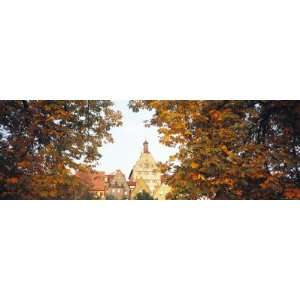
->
143;140;149;153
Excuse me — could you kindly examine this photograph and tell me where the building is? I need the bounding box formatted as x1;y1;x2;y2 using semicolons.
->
129;140;162;195
76;169;131;200
105;169;130;199
127;180;136;199
76;170;106;199
131;178;152;199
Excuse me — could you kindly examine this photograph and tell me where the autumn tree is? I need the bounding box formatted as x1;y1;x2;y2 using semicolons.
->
134;190;154;200
0;100;122;199
129;100;300;200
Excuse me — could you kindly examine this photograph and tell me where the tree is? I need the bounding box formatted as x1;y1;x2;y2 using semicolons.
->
134;190;154;200
0;100;122;199
129;100;300;199
105;194;116;200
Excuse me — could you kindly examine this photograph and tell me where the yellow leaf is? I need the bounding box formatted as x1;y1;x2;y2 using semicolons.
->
191;162;199;169
198;174;205;180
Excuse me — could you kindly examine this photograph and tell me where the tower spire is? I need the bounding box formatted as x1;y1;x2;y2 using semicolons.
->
143;140;149;153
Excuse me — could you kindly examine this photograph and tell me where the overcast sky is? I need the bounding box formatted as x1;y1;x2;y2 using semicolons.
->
95;101;175;178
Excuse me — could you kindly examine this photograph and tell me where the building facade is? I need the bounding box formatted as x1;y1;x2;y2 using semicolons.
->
131;178;151;199
105;169;130;199
129;141;162;195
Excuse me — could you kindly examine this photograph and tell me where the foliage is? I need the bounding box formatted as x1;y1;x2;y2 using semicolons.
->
134;190;154;200
0;100;122;199
105;194;116;200
129;100;300;199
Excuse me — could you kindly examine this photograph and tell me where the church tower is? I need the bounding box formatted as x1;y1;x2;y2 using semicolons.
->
129;141;162;195
143;140;149;153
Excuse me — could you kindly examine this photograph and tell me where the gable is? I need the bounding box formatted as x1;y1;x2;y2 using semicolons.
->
131;178;151;198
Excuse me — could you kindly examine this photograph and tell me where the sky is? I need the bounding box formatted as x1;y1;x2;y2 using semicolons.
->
95;101;175;178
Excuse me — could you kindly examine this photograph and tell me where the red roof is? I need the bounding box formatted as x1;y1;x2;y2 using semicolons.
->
76;171;106;191
127;180;136;187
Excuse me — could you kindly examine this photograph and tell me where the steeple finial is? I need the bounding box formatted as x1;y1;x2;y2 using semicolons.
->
143;140;149;153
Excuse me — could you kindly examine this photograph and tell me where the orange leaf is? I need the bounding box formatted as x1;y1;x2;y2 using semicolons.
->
191;162;199;169
7;177;18;184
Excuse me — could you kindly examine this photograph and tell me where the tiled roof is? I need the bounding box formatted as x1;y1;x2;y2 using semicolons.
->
76;171;106;191
127;180;136;187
